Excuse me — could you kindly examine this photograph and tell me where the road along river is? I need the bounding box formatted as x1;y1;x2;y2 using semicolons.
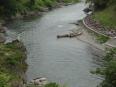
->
7;1;103;87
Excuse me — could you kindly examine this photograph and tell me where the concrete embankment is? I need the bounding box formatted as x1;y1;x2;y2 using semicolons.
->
82;16;116;48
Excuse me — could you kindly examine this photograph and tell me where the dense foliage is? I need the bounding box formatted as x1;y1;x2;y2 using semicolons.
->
86;0;116;10
0;0;79;18
0;41;27;87
93;48;116;87
87;0;116;28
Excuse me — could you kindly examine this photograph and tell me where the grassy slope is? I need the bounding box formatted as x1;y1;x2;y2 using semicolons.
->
0;41;27;87
0;1;80;87
92;6;116;28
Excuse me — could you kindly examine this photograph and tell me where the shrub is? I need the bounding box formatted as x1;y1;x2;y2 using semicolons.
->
96;35;109;44
45;82;59;87
93;48;116;87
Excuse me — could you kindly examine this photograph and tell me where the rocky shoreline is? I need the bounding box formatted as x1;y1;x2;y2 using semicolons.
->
0;20;27;87
3;2;73;21
0;2;74;43
84;15;116;38
82;15;116;48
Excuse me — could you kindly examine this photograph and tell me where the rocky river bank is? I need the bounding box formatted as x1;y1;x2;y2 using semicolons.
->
0;22;27;87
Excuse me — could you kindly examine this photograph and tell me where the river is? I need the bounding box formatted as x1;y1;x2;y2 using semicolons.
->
7;1;102;87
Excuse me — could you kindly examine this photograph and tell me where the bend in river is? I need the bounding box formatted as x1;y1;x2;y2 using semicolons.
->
7;2;102;87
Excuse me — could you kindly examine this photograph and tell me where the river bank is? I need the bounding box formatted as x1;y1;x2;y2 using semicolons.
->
81;3;116;47
0;1;81;87
0;0;79;43
82;15;116;48
0;40;27;87
0;0;79;22
71;22;105;50
0;18;28;87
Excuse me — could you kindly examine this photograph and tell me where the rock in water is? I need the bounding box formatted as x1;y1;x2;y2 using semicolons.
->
30;77;48;86
83;8;92;13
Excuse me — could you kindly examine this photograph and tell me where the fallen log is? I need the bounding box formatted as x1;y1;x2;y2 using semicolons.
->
57;32;82;39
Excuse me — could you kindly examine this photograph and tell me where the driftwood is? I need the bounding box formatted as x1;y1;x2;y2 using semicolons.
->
57;32;82;38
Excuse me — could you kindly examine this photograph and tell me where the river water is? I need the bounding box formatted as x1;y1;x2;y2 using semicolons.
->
7;1;102;87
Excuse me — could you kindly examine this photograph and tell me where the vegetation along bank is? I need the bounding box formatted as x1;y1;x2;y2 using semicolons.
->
0;0;79;21
84;0;116;87
84;0;116;43
0;0;116;87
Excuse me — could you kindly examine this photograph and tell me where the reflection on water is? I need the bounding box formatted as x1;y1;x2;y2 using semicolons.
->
7;2;102;87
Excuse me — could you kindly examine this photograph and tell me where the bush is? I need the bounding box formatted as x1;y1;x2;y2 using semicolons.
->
0;42;27;87
93;48;116;87
96;35;109;44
